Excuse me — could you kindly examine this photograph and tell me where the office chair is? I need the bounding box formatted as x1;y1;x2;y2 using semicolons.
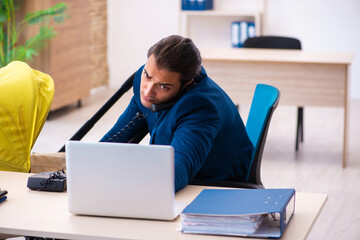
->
0;61;54;172
243;36;303;151
190;84;280;189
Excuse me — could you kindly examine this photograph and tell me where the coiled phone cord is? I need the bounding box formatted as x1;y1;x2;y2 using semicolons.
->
108;111;148;142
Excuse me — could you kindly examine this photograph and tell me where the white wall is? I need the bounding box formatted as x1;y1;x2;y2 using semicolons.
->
108;0;360;99
107;0;179;84
263;0;360;99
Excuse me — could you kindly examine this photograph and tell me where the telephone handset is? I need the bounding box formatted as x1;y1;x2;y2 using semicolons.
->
151;101;176;112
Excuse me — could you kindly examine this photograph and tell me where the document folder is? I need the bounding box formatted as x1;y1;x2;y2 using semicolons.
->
180;188;295;238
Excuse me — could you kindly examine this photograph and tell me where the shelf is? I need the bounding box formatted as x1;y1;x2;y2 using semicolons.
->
180;10;261;17
179;0;264;49
179;11;262;45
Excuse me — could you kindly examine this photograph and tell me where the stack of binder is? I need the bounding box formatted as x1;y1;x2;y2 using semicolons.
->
180;188;295;238
182;0;213;11
231;21;256;48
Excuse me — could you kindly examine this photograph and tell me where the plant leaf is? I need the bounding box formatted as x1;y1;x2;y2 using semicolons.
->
24;2;67;25
1;1;67;66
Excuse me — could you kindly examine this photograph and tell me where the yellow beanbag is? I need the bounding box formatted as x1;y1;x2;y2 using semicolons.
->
0;61;54;172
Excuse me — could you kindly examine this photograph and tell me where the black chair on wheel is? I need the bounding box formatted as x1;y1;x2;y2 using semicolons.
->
243;36;303;151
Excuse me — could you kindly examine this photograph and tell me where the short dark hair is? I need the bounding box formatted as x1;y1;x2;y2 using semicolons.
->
147;35;202;84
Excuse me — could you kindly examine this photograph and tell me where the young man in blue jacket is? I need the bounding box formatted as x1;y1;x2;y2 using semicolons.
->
101;35;254;192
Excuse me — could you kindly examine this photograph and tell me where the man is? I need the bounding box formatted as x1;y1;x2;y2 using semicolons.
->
101;35;254;192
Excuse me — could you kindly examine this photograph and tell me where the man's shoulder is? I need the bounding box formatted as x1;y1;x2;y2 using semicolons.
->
175;74;236;115
185;76;224;101
174;80;222;114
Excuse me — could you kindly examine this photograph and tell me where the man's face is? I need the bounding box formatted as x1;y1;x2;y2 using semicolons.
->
140;54;183;109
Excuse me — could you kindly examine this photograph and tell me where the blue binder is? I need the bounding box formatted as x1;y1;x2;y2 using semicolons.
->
181;0;190;10
181;188;295;238
182;0;213;11
196;0;213;10
0;196;7;203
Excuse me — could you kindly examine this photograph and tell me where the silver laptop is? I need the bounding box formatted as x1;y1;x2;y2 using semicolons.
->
65;141;187;220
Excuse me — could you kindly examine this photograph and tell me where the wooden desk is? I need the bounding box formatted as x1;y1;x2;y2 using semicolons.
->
201;48;354;167
0;171;327;240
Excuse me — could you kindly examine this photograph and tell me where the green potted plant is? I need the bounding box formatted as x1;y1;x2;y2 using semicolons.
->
0;0;67;67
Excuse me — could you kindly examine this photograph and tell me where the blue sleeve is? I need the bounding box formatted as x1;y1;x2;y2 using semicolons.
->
100;96;147;143
171;96;221;192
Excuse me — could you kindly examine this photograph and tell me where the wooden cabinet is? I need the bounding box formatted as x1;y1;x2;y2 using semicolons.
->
21;0;91;111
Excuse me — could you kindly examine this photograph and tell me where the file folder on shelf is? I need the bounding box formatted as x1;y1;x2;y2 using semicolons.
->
231;21;256;48
182;0;213;11
180;188;295;238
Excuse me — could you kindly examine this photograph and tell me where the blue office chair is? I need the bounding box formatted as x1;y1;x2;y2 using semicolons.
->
244;84;280;187
243;36;303;151
190;84;280;189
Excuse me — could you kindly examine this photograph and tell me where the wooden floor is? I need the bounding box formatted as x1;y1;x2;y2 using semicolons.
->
32;85;360;240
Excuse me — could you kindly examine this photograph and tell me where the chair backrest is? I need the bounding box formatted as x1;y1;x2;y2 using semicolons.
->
0;61;54;172
243;36;301;50
245;84;280;186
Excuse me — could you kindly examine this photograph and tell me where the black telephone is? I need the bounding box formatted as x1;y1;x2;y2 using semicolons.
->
27;169;67;192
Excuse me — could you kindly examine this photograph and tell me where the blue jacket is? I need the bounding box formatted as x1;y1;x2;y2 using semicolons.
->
101;65;254;192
